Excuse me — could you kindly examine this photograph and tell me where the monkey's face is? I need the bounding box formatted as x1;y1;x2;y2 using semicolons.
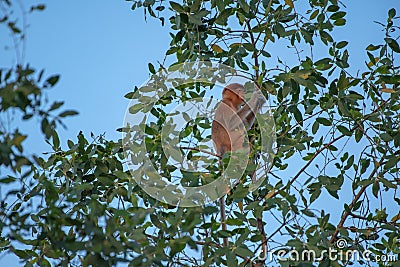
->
232;88;245;107
223;87;245;107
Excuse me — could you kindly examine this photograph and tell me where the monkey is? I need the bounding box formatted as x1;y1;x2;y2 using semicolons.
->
211;83;266;247
212;83;265;156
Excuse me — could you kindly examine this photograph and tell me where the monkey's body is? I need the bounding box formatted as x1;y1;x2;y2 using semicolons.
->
212;83;265;156
212;99;246;155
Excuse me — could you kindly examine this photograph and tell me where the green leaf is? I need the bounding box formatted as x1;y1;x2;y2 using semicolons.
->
49;101;64;111
337;125;352;136
98;175;115;186
336;41;348;49
41;118;51;138
327;5;339;12
344;155;354;170
231;185;249;199
346;91;364;100
124;92;134;99
302;209;315;217
189;14;203;25
148;63;156;74
314;58;333;70
169;239;187;257
312;121;319;134
385;38;400;53
59;110;79;117
242;43;255;52
320;30;333;43
289;105;303;125
366;44;381;51
8;22;21;34
372;180;379;198
52;131;60;148
226;218;244;226
330;11;346;20
388;8;396;19
215;8;234;25
129;103;143;114
380;75;400;84
327;189;339;199
170;1;185;13
274;23;285;37
190;0;201;12
380;133;393;142
310;10;319;20
355;128;363;142
235;246;253;258
30;4;46;12
12;249;29;259
333;18;346;26
0;177;16;184
310;187;321;203
238;0;250;13
316;117;332;126
44;75;60;87
13;134;27;147
67;139;74;148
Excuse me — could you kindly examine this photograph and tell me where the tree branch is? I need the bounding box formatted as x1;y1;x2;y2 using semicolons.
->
329;156;385;243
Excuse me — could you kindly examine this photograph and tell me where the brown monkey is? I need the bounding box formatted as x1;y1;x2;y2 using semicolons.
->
211;83;266;247
212;83;265;156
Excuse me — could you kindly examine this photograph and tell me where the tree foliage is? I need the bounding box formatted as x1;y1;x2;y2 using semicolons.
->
1;0;400;266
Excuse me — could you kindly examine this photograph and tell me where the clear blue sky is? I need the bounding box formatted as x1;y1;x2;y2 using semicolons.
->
2;0;172;152
1;0;399;266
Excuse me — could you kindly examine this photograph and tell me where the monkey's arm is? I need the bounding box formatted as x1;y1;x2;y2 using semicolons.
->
242;89;266;129
229;90;265;130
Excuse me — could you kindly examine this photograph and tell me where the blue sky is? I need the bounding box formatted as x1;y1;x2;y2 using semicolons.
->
1;0;399;265
2;1;171;151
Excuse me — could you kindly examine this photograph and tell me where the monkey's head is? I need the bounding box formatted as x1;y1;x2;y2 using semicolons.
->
222;83;245;108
